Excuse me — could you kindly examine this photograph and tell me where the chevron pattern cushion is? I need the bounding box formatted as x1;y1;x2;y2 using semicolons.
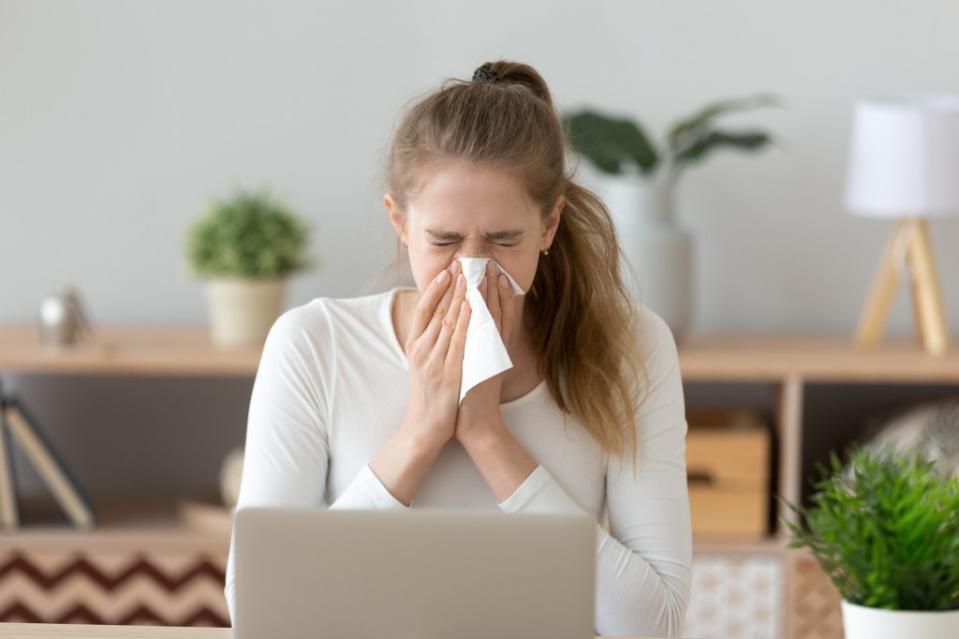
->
0;548;228;626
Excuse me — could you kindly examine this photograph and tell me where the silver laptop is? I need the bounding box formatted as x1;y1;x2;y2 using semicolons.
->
233;506;596;639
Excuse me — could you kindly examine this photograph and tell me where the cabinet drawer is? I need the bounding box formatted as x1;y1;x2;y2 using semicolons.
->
686;408;770;538
689;485;768;537
686;408;769;488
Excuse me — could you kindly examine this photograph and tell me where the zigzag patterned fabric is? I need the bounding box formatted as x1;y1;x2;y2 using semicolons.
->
0;550;228;626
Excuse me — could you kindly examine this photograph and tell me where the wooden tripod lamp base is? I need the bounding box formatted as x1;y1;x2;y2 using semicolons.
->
855;218;951;357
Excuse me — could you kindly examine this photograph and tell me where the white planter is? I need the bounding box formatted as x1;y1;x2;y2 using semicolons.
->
205;277;287;348
841;600;959;639
598;172;693;340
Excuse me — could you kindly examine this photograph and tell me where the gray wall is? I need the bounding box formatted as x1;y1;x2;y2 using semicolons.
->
2;1;958;504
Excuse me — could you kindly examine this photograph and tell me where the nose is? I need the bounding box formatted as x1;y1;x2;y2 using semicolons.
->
455;251;488;260
455;242;492;260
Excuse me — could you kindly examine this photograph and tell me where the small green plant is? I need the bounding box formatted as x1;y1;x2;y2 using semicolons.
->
186;187;314;278
561;93;780;182
783;447;959;611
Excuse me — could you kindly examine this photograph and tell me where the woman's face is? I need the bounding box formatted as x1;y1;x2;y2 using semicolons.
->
385;162;563;294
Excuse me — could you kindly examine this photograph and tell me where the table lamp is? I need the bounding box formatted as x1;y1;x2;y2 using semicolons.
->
843;94;959;357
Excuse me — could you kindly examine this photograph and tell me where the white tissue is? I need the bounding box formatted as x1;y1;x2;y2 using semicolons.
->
457;257;525;404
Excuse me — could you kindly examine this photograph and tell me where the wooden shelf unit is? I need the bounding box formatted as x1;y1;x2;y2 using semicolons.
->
677;333;959;639
2;327;957;545
0;325;260;377
677;334;959;534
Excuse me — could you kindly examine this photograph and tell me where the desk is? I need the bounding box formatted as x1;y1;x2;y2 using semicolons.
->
0;624;658;638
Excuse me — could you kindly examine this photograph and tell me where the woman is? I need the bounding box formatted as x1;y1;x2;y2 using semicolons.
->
224;60;692;637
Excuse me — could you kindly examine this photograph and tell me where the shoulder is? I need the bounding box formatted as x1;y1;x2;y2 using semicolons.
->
265;290;390;346
609;303;688;477
256;290;393;392
260;289;399;380
630;304;685;430
633;303;680;368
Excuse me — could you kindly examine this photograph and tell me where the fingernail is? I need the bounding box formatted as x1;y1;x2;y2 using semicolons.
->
436;269;449;283
499;274;509;289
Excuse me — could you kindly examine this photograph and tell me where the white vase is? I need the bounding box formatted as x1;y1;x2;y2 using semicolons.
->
841;600;959;639
205;276;287;348
599;172;693;340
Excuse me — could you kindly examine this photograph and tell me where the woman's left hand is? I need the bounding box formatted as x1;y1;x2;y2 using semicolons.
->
454;260;519;445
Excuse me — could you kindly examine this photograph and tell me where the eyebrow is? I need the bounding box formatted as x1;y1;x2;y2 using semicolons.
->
425;228;525;241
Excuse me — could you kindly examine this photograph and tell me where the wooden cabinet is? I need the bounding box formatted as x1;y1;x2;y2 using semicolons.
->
687;408;770;538
679;334;959;639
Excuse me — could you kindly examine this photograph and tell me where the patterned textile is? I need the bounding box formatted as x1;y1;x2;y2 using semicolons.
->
685;553;784;638
0;550;227;626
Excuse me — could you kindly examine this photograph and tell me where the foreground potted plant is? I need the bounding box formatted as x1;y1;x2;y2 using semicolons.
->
784;448;959;639
185;187;314;348
561;95;779;338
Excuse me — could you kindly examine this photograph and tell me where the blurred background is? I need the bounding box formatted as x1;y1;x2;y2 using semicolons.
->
2;1;958;638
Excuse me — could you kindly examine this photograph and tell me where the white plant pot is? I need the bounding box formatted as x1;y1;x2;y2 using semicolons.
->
841;600;959;639
598;172;693;340
205;276;287;348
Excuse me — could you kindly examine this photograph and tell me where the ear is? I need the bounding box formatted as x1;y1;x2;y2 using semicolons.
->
541;194;565;248
384;193;408;246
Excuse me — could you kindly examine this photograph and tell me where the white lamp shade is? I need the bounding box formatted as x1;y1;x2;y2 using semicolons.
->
843;94;959;218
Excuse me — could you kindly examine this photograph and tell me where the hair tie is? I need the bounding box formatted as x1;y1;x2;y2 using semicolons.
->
472;63;498;83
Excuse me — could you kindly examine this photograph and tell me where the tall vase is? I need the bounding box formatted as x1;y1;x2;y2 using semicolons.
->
599;172;694;341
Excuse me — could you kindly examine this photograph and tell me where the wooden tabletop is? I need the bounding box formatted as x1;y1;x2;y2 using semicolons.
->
2;323;957;382
0;325;260;377
678;333;959;382
0;624;659;638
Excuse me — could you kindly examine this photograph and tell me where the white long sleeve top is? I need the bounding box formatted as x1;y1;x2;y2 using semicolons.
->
224;286;692;637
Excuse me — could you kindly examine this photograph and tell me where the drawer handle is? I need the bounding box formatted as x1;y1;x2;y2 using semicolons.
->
687;470;715;486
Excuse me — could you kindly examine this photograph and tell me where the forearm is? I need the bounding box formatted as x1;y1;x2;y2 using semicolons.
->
459;416;538;503
367;417;446;507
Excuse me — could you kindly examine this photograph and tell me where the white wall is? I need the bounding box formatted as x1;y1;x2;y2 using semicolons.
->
4;0;958;334
2;0;958;498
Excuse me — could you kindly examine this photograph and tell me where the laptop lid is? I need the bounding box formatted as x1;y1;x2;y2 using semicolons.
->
233;506;596;639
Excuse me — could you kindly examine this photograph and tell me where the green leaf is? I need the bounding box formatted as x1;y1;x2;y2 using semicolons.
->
780;446;959;611
667;92;781;152
561;109;659;175
672;129;772;166
185;186;315;279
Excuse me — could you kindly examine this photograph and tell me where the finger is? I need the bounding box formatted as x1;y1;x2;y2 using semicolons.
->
499;273;516;344
420;271;463;352
430;271;468;361
445;292;472;369
408;261;457;341
487;261;501;331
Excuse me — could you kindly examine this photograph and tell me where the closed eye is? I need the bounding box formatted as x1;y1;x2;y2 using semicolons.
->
430;241;517;247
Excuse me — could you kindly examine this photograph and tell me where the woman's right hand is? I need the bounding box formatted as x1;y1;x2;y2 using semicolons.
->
403;259;471;450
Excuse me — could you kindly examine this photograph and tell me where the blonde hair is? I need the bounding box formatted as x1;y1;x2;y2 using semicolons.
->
378;60;650;473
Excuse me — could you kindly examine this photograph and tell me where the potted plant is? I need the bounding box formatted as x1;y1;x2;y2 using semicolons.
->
185;187;314;348
561;94;779;339
784;447;959;639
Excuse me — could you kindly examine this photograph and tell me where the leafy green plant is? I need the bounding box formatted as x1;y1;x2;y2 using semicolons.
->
782;447;959;611
186;187;315;278
561;93;780;182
